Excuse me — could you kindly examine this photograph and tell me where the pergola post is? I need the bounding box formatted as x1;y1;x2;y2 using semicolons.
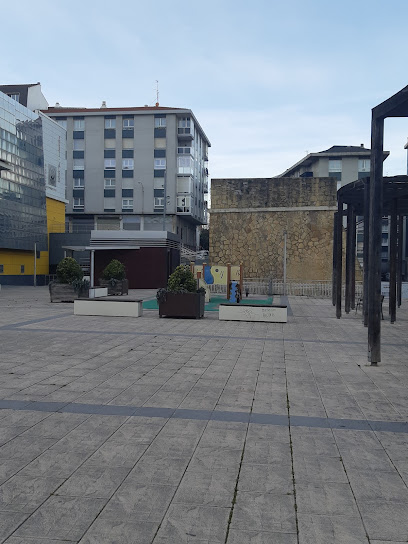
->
397;214;403;308
389;199;397;323
345;204;353;313
351;207;356;310
336;196;343;319
332;212;338;306
363;178;370;327
368;114;384;363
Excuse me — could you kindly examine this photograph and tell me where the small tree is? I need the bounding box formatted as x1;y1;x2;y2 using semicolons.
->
167;265;197;293
102;260;126;281
56;257;83;284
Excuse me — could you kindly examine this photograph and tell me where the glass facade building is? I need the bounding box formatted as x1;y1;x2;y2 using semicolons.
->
0;92;66;283
0;92;48;251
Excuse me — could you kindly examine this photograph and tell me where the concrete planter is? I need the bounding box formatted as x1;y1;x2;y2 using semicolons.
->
49;282;87;303
159;292;205;318
219;303;287;323
99;279;129;296
74;298;143;317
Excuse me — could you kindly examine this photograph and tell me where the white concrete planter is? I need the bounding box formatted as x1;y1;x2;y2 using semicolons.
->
219;304;287;323
74;298;143;318
89;288;108;298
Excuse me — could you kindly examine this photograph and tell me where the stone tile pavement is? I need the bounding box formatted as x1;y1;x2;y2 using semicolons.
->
0;286;407;542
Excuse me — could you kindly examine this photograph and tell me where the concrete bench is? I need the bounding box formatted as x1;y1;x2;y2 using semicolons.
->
219;303;287;323
74;298;143;318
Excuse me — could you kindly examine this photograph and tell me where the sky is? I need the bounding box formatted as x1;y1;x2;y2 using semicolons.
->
3;0;408;179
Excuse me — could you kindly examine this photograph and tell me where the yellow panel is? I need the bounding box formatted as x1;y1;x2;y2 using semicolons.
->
0;249;48;275
192;264;241;286
47;197;65;234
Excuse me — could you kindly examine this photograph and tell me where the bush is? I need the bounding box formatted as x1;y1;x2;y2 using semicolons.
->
167;265;197;293
102;260;126;281
56;257;83;284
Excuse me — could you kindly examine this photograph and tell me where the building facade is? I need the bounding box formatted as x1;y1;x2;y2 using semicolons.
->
45;105;210;250
0;91;66;284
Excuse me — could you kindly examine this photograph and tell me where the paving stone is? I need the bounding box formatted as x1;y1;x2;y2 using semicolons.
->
13;496;106;540
295;481;359;516
238;463;293;494
78;519;158;544
99;482;176;522
154;503;230;543
227;530;298;544
55;466;129;498
230;491;296;533
84;441;148;468
0;472;64;513
173;468;237;507
359;500;408;541
0;511;29;541
292;455;348;483
297;514;369;544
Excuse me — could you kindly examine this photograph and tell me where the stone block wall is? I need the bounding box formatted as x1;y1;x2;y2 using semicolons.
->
210;177;338;281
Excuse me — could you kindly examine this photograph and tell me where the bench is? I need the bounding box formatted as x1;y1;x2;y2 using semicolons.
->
219;303;287;323
74;298;143;318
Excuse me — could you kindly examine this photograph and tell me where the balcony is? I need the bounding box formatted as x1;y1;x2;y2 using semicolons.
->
177;127;194;140
203;179;208;193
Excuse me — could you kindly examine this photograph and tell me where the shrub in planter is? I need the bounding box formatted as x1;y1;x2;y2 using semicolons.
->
56;257;83;284
50;257;85;302
157;265;205;318
100;259;128;295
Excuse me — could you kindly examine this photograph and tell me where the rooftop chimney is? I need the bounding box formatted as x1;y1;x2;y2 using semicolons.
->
101;101;107;108
360;143;364;147
54;102;61;108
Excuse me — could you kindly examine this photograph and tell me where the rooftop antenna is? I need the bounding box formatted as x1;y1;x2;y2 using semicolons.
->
155;80;159;107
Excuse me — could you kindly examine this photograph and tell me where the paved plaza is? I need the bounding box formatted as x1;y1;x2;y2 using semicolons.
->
0;286;408;543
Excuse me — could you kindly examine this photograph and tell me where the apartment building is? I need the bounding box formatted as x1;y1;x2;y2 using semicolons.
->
46;104;210;250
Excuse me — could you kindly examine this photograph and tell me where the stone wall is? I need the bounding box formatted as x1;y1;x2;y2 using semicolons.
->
210;177;338;281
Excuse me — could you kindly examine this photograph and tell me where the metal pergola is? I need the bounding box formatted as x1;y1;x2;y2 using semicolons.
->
334;84;408;364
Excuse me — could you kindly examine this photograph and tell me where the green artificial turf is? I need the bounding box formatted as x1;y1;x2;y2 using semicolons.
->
142;294;273;311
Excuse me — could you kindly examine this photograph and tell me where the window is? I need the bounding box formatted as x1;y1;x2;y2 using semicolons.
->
73;139;84;151
104;159;116;169
74;119;84;130
178;156;193;174
73;197;84;209
105;118;116;129
74;178;84;188
177;196;191;212
0;265;3;273
20;265;25;274
73;158;84;170
104;139;116;149
8;93;20;102
154;158;166;170
358;159;370;172
123;118;134;128
178;147;192;155
122;159;134;170
154;138;166;149
154;197;164;208
104;178;116;188
154;117;166;128
56;119;67;129
328;159;342;172
122;199;133;210
178;117;191;129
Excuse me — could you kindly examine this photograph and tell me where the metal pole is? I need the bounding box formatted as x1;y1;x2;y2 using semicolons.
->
162;170;167;232
363;179;370;326
336;196;343;319
332;212;337;306
345;205;352;314
283;231;287;296
389;199;397;323
34;242;37;287
397;215;403;307
90;250;95;288
351;206;356;310
368;115;384;364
